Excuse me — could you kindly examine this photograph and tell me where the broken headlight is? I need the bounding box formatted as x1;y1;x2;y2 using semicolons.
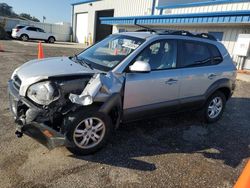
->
27;81;59;105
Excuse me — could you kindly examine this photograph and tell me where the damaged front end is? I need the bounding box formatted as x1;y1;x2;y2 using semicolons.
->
8;72;124;149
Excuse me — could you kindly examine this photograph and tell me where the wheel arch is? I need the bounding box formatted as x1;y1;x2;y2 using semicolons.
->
63;93;122;132
48;36;56;41
20;33;29;39
98;93;123;129
205;78;233;101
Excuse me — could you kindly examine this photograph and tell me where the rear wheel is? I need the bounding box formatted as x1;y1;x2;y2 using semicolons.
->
20;34;29;41
65;109;113;155
204;91;226;123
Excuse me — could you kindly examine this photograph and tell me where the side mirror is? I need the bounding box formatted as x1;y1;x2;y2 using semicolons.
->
129;61;151;73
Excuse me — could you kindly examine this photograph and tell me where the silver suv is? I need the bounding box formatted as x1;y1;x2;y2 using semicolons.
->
8;30;236;155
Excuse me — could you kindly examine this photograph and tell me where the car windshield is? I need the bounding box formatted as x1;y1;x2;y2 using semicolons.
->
76;35;145;71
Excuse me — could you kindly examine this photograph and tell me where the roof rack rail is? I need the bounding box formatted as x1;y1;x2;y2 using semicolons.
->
134;24;157;33
133;28;217;41
196;33;217;41
158;30;217;41
135;29;155;32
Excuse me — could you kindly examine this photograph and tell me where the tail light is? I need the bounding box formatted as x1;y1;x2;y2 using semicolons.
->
16;29;20;32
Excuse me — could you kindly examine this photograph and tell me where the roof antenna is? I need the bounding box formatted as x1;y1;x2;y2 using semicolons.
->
135;23;156;33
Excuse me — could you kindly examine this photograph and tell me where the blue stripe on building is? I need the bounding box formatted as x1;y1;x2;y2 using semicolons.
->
156;0;249;10
100;10;250;25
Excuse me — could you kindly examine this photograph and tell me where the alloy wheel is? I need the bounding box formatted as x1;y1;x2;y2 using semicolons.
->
21;35;28;41
73;117;106;149
207;96;223;119
49;38;55;43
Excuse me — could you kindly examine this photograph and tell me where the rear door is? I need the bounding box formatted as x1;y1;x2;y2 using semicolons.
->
123;39;181;120
178;40;223;106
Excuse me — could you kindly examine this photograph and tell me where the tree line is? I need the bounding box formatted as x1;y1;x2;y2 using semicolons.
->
0;3;40;22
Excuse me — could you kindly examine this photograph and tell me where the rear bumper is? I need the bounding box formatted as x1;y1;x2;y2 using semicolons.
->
8;80;66;149
11;33;19;39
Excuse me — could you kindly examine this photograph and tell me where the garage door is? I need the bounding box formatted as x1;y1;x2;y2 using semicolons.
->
76;13;88;43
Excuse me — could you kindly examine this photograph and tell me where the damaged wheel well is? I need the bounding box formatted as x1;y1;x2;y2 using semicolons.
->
62;97;122;134
108;105;121;128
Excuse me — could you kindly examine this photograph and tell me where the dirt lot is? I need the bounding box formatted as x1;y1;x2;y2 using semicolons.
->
0;40;250;188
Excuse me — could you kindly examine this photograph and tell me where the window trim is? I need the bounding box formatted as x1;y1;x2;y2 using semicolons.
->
126;39;179;73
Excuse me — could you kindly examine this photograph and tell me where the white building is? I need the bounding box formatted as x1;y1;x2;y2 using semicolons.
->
72;0;250;69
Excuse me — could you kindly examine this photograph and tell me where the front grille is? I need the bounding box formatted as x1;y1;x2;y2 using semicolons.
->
13;75;22;91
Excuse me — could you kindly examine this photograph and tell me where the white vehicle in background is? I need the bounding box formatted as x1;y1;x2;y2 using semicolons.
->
11;25;56;43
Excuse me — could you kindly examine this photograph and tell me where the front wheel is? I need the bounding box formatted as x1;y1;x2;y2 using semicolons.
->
204;91;226;123
65;109;113;155
48;36;55;43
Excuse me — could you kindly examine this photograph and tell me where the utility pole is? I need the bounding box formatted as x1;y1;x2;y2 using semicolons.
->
43;16;46;23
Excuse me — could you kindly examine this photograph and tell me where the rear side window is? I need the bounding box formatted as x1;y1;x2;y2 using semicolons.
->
209;45;223;65
180;41;212;68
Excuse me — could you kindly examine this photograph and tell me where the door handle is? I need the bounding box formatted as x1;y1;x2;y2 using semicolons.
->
208;73;217;79
165;79;178;85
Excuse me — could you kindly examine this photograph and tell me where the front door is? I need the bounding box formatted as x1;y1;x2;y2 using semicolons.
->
36;28;47;40
123;40;181;120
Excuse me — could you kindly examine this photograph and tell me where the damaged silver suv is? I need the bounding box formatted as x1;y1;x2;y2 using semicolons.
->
8;30;236;155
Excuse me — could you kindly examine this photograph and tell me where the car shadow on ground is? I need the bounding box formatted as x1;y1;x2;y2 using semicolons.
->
70;97;250;171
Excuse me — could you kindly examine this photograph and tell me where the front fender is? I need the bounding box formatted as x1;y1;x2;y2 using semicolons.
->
99;93;123;128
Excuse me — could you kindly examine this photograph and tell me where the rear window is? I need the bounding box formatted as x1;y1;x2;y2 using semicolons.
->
15;26;25;29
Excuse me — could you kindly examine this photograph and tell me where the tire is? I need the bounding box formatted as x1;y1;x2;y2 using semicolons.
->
65;109;113;155
20;34;29;41
48;36;55;43
204;91;226;123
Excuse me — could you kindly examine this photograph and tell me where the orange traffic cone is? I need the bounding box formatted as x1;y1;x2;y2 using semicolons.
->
38;42;44;59
234;160;250;188
0;44;4;52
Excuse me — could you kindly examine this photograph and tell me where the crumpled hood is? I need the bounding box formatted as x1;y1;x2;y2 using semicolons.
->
15;57;96;79
13;57;97;96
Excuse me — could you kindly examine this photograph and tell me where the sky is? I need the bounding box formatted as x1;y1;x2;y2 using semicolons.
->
2;0;81;23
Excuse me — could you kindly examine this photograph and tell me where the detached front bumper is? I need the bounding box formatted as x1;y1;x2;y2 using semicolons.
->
8;80;66;149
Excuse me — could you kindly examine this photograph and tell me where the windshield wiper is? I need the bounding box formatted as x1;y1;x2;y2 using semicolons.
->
70;55;93;70
80;58;94;70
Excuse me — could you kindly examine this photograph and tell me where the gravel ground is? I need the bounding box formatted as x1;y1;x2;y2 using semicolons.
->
0;40;250;188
